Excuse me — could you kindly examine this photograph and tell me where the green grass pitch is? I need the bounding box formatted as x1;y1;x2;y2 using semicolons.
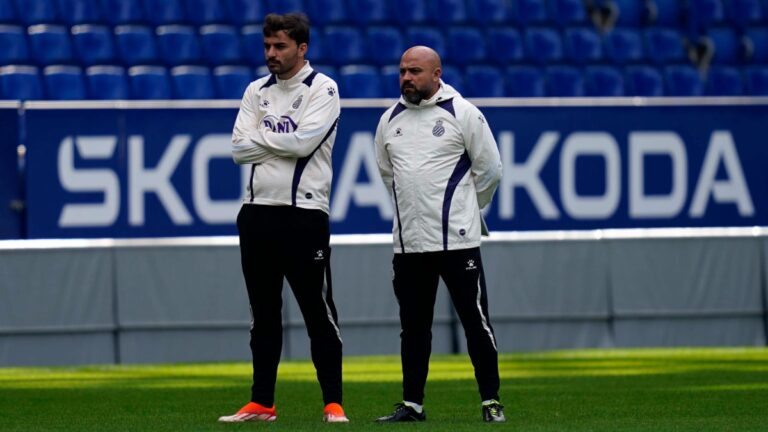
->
1;348;767;431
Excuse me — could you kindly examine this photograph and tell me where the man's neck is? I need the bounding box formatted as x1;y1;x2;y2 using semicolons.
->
278;60;306;80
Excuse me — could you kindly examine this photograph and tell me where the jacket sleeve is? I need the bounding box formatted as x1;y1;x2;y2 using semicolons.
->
374;113;394;196
231;83;277;165
248;79;341;158
462;105;502;209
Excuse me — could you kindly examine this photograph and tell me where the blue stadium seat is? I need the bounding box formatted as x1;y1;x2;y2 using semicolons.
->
115;25;158;66
28;24;73;65
564;27;602;64
101;0;144;25
464;65;503;97
549;0;587;25
307;28;324;63
0;25;30;64
406;27;446;58
488;28;524;65
305;0;345;25
128;65;170;99
58;0;101;24
649;0;682;27
366;27;403;66
241;25;262;65
226;0;263;25
311;64;337;83
725;0;761;29
171;65;214;99
610;0;647;27
643;28;685;64
440;65;464;94
466;0;506;25
390;0;428;25
511;0;548;25
380;64;400;98
664;65;703;96
705;66;743;95
254;64;269;78
72;24;116;66
142;0;184;25
585;65;624;96
200;24;242;65
156;25;201;66
505;66;545;97
524;28;563;64
746;27;768;62
347;0;389;25
545;65;584;96
603;28;644;64
688;0;724;34
338;65;381;98
706;27;744;64
213;65;251;99
184;0;226;25
43;65;86;99
0;65;43;99
0;0;18;23
428;0;467;25
14;0;58;25
624;65;663;96
447;27;485;65
266;0;303;14
744;66;768;94
86;65;129;99
324;26;364;65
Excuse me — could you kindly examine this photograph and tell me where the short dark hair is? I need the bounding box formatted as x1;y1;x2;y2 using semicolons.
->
263;13;310;46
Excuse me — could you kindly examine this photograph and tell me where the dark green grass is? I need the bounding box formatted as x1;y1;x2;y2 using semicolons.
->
1;348;767;431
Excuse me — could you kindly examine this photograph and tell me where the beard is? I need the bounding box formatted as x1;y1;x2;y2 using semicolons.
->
401;84;430;104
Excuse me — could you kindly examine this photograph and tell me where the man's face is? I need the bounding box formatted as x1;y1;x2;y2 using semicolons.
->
399;53;439;104
263;30;305;77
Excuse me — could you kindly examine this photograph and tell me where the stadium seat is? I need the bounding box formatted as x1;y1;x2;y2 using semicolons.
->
705;27;745;64
744;66;768;94
0;25;30;64
171;65;213;99
347;0;389;25
200;25;241;66
447;27;485;65
43;65;86;99
549;0;587;25
664;65;704;96
624;65;663;96
427;0;467;25
366;27;403;66
305;0;345;25
643;28;685;64
705;66;743;95
213;65;251;99
725;0;761;29
406;27;446;59
524;28;563;64
607;0;646;26
184;0;226;25
156;25;201;66
380;64;400;98
466;0;507;24
86;65;129;99
241;25;262;65
545;65;584;96
0;0;18;23
584;65;624;96
464;65;504;97
649;0;682;27
142;0;184;25
14;0;58;25
265;0;303;14
306;28;324;63
603;28;644;64
128;65;170;99
505;66;545;97
390;0;428;25
101;0;145;25
72;24;116;66
564;27;603;64
440;64;464;94
0;65;43;99
324;26;364;65
745;27;768;62
338;65;381;98
58;0;101;24
28;24;73;65
226;0;263;25
688;0;724;34
115;25;159;66
254;64;269;78
511;0;548;25
488;28;524;65
311;64;337;83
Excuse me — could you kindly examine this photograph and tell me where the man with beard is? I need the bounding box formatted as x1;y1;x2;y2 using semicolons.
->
373;46;505;423
218;13;348;424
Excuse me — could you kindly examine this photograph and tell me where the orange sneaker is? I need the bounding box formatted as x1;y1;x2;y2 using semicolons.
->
218;402;277;422
323;402;349;423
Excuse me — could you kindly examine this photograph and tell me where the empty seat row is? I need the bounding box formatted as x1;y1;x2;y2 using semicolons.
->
597;0;768;30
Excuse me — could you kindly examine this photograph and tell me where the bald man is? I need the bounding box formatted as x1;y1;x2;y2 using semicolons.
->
374;46;505;423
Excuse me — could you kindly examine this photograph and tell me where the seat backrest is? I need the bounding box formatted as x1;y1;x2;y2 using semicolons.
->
226;0;263;25
0;0;18;23
725;0;762;28
511;0;548;25
649;0;683;27
465;65;503;97
265;0;303;14
584;65;624;96
307;27;324;63
14;0;58;25
156;24;201;66
427;0;467;25
524;27;563;64
28;24;74;65
305;0;345;25
115;24;159;66
200;24;241;66
488;28;524;65
72;24;116;66
58;0;102;25
405;27;446;58
447;27;485;65
380;64;400;98
338;64;381;98
664;65;703;96
564;27;603;64
746;27;768;62
440;64;464;93
611;0;647;27
128;65;170;99
688;0;724;33
0;65;43;99
311;64;337;84
549;0;587;25
466;0;507;25
707;27;743;64
744;66;768;94
170;65;213;99
603;28;644;64
0;25;30;64
43;65;86;99
505;66;545;97
323;26;364;65
705;66;743;95
184;0;226;25
545;65;584;96
366;26;403;66
389;0;427;25
86;64;129;99
142;0;185;25
643;27;685;64
624;65;663;95
100;0;144;25
347;0;389;25
240;24;262;65
213;64;251;99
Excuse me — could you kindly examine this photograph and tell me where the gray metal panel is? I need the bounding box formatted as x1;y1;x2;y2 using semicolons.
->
490;322;612;352
614;318;765;347
0;334;114;366
119;329;250;364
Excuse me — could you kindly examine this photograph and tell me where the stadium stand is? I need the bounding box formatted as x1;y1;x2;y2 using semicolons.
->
28;24;73;65
72;24;116;66
170;65;214;99
128;65;170;99
156;24;201;66
347;0;389;25
339;64;382;98
43;64;86;99
213;64;251;98
505;66;545;97
143;0;184;26
0;65;43;99
100;0;144;25
86;64;129;99
0;24;29;64
58;0;102;25
200;24;241;65
114;24;158;66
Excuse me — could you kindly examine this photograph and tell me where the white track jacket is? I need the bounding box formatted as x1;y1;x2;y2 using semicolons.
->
232;62;340;214
375;82;502;253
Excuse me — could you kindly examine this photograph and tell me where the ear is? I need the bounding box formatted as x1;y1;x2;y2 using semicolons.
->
298;42;308;57
433;67;442;83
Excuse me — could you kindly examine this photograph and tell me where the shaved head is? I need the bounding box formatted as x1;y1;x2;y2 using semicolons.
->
399;46;442;104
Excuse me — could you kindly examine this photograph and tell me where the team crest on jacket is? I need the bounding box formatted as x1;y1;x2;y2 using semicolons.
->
292;95;303;109
432;120;445;137
262;114;298;133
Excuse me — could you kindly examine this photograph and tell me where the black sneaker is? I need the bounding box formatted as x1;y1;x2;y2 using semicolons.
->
482;401;506;423
375;403;426;422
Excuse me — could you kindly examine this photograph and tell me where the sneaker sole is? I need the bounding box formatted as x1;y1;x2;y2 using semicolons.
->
323;414;350;423
218;413;277;422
